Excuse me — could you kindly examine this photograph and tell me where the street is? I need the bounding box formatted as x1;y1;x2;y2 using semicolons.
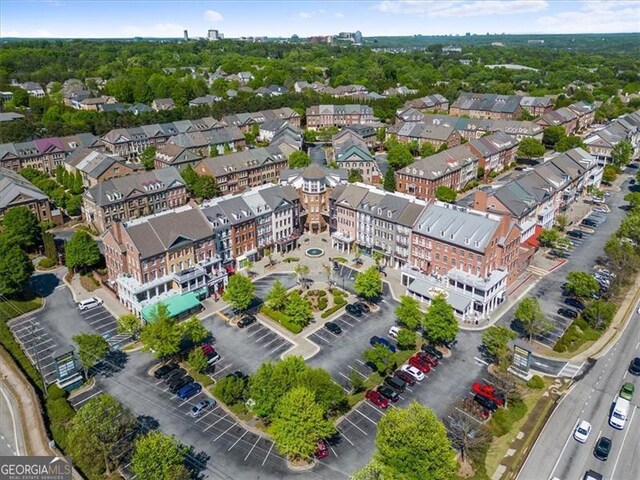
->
0;382;24;456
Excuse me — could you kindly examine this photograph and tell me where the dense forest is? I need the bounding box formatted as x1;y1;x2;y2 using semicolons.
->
0;36;638;143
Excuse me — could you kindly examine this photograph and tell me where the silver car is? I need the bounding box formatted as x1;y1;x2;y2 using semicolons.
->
188;398;215;418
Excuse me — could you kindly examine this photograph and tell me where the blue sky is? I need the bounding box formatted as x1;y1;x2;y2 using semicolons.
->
1;1;639;38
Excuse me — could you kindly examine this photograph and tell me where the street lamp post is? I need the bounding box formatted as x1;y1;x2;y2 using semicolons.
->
30;320;48;395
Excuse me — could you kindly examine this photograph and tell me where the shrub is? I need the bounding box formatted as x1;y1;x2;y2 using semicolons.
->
490;398;527;437
333;257;347;264
260;305;303;333
38;257;56;269
527;375;545;390
318;298;328;310
46;393;76;450
283;257;300;263
318;290;327;297
212;376;247;406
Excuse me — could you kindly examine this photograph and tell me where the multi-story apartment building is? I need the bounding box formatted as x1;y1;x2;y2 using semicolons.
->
402;94;449;113
66;149;139;187
584;110;640;164
536;107;578;135
82;167;188;233
0;167;61;224
386;122;463;150
223;107;301;132
450;93;523;120
153;144;203;171
280;165;348;234
567;102;596;132
468;132;519;173
194;146;288;195
519;96;554;116
331;129;381;184
167;126;246;157
395;144;480;201
305;105;376;130
102;205;228;315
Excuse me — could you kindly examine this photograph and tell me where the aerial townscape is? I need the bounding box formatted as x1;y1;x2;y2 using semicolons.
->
1;2;640;480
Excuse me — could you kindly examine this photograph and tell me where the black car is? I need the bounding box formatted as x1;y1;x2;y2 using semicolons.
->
629;357;640;376
333;261;340;271
421;344;443;360
594;436;612;461
567;230;584;239
163;368;186;383
154;363;179;379
384;375;407;393
354;302;370;313
169;375;194;393
557;308;578;319
473;394;498;412
346;303;363;317
376;385;399;402
237;315;256;328
581;219;598;228
394;370;416;386
565;298;585;310
324;322;342;334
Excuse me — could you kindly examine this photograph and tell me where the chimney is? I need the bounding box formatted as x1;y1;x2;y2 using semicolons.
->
473;190;488;211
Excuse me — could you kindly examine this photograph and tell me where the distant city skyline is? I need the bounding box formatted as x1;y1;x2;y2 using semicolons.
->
1;0;639;39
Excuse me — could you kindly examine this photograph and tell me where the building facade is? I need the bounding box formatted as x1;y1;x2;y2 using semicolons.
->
306;105;376;129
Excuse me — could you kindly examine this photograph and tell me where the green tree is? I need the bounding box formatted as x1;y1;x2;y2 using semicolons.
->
248;356;307;419
604;237;640;275
582;300;617;330
284;291;313;328
296;367;347;414
1;206;42;250
555;135;586;152
373;401;457;480
192;175;220;199
555;213;569;231
396;328;416;350
565;271;600;300
364;344;395;374
140;305;182;359
72;333;110;377
0;240;34;296
394;295;422;331
131;431;189;480
43;231;57;261
515;297;552;342
481;326;517;361
351;459;390;480
266;278;288;311
65;230;101;272
517;137;545;159
187;348;208;374
348;169;364;183
138;146;157;170
270;387;336;461
293;263;310;288
602;165;619;184
624;192;640;209
288;151;312;168
116;314;142;339
68;394;135;477
383;169;396;192
611;140;633;169
422;296;458;345
434;185;457;203
180;315;209;343
618;211;640;244
542;126;566;147
348;368;366;394
386;141;414;170
354;266;382;300
538;228;561;248
212;375;247;405
419;142;436;158
65;195;83;216
223;274;255;312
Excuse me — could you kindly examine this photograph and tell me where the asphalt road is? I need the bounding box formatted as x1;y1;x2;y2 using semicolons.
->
0;382;24;456
518;305;640;480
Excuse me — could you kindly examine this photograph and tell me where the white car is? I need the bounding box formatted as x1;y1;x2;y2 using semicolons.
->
593;207;608;214
388;326;400;339
78;297;103;311
400;364;425;382
574;419;592;443
189;399;215;417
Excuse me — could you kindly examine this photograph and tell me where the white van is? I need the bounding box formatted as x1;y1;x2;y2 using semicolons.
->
78;297;103;311
609;397;630;429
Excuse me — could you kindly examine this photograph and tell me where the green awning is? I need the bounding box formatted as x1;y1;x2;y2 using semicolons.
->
141;292;201;323
193;287;208;299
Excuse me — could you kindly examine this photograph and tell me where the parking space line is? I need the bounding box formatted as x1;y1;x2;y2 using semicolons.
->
347;365;367;378
260;336;281;349
354;408;378;425
269;342;290;355
203;414;228;432
364;402;385;416
261;441;275;466
211;363;232;378
246;326;264;337
244;436;261;461
213;422;238;442
10;318;37;330
338;372;351;383
72;390;102;407
355;359;366;366
336;428;355;446
344;417;367;436
178;398;192;407
254;331;271;343
83;310;108;321
311;333;330;344
194;409;215;423
227;430;247;451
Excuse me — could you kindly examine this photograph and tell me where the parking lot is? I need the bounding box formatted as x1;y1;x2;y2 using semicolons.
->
9;314;59;384
78;304;128;349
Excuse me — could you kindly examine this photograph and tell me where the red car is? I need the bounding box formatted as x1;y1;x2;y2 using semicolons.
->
201;343;215;355
472;382;505;406
416;351;439;367
365;389;390;409
315;440;329;459
408;355;431;374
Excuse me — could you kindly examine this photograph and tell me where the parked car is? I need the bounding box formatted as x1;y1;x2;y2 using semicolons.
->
408;355;431;374
583;470;603;480
369;336;396;352
376;385;399;402
593;436;611;461
78;297;103;311
154;363;179;379
206;349;221;365
620;382;634;401
324;322;342;334
421;344;443;359
384;375;406;393
557;308;579;319
574;419;592;443
593;207;608;214
169;375;193;393
416;351;439;367
394;369;416;386
472;382;505;406
201;343;215;355
346;303;363;317
565;298;585;310
388;326;400;339
315;440;329;459
400;364;425;382
163;368;186;384
581;219;598;228
189;399;215;418
473;394;498;412
354;302;370;313
237;315;256;328
177;382;202;400
567;230;584;239
629;357;640;376
365;389;389;409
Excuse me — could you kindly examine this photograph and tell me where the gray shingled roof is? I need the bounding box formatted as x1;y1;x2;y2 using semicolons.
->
0;167;48;210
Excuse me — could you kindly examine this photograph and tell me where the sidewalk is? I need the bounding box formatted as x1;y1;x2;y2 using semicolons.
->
64;268;130;319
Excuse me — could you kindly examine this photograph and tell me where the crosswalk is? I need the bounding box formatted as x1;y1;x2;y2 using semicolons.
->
557;361;585;378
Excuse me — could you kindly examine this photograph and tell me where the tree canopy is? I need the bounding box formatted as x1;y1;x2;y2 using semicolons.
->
266;278;289;311
517;137;545;159
394;295;422;331
1;206;42;250
565;271;600;300
434;185;457;203
354;266;383;300
422;296;459;345
71;333;110;376
0;239;34;296
223;274;255;312
288;151;312;169
65;230;101;272
131;431;189;480
514;296;552;341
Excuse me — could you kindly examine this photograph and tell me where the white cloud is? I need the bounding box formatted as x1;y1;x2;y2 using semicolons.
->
203;10;224;22
374;0;549;17
335;12;345;18
298;12;313;19
536;0;640;33
120;23;187;37
1;28;53;38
